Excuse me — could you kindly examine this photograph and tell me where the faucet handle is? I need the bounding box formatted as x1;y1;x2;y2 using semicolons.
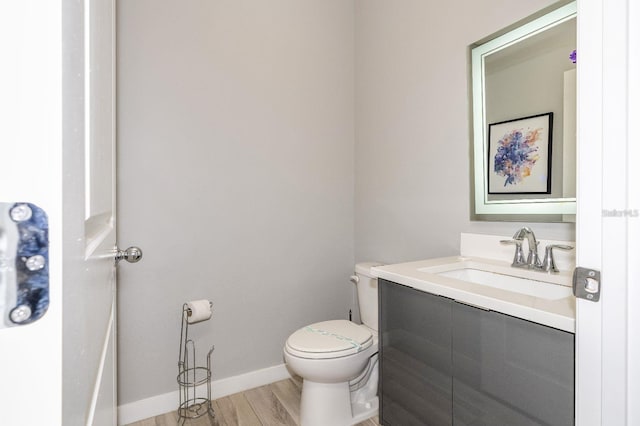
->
541;244;574;273
500;239;526;267
548;244;574;251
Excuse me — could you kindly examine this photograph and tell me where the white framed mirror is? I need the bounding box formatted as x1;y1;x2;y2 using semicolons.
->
471;1;577;219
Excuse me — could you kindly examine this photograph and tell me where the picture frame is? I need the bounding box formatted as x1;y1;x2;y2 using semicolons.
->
487;112;553;194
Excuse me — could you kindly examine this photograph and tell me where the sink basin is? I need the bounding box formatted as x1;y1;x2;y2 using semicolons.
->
430;267;573;300
372;253;576;333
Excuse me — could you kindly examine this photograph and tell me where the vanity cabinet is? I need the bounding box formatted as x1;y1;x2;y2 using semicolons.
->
379;279;453;425
379;279;575;426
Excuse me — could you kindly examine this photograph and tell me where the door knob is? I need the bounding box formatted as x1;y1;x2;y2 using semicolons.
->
116;246;143;264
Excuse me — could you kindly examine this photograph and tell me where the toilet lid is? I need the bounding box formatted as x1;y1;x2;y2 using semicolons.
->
285;320;373;359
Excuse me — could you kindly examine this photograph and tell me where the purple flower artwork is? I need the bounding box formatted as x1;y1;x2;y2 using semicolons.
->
570;49;577;64
487;113;552;194
494;128;541;187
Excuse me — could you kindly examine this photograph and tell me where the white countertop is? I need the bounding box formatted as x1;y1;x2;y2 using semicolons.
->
372;255;576;333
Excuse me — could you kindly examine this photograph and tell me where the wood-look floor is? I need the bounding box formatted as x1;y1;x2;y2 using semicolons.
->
126;377;380;426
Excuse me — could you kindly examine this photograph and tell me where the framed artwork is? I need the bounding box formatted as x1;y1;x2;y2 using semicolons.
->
487;112;553;194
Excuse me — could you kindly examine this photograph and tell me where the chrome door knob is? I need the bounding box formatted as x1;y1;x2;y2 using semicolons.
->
116;246;143;264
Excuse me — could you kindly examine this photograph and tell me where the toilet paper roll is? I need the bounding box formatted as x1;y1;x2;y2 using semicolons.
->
186;299;212;324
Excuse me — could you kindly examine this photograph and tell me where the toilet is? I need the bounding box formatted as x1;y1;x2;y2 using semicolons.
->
283;262;382;426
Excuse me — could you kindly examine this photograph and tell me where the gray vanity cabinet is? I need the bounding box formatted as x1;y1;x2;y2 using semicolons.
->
379;279;575;426
379;279;453;425
452;302;575;425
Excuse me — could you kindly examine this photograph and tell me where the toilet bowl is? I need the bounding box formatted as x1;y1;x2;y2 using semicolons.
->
283;263;382;426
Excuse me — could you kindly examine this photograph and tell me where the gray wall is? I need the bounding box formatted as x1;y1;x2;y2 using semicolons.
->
117;0;355;405
354;0;574;265
117;0;576;406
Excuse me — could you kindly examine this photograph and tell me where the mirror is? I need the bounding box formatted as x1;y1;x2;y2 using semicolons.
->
470;1;577;220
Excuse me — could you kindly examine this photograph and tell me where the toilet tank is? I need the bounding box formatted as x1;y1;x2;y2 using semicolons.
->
354;262;383;331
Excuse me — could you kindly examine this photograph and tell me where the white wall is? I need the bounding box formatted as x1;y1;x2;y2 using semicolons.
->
354;0;575;265
116;0;355;405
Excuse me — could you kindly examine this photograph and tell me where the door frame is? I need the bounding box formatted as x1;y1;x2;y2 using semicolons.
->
0;1;63;424
576;0;639;424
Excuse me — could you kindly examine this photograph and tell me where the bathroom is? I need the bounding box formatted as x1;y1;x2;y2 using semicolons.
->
0;0;637;425
119;0;573;418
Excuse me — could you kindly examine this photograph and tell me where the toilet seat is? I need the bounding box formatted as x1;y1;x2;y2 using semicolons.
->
285;320;373;360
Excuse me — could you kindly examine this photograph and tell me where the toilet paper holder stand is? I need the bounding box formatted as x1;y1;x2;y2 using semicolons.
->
177;302;215;424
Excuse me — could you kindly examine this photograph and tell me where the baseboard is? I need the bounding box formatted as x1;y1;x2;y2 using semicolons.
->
117;363;292;425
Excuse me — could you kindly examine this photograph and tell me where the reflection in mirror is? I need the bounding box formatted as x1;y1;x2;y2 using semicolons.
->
470;1;577;221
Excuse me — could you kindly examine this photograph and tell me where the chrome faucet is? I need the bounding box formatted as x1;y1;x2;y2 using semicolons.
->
505;226;540;268
501;227;574;273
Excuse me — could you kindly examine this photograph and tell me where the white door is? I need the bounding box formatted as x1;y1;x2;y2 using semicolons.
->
0;1;125;425
64;0;119;424
576;0;640;424
0;1;64;424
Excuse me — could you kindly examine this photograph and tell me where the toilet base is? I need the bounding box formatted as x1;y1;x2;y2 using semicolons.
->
351;396;379;424
299;380;378;426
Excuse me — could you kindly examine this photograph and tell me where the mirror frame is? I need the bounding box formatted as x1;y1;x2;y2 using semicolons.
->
471;1;577;216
